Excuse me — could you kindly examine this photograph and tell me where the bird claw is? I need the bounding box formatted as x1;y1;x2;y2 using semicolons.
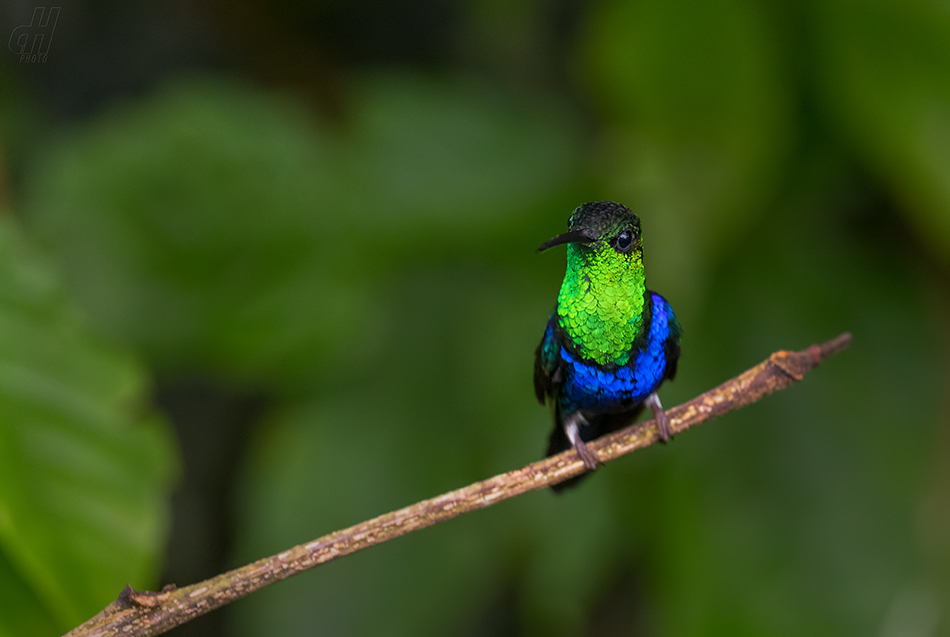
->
564;414;600;470
645;392;674;443
573;438;600;470
655;409;673;443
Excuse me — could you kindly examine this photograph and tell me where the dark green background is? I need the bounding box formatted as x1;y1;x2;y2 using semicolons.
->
1;0;948;635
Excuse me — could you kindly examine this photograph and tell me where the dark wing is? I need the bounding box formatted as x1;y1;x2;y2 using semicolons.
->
662;301;682;382
533;318;563;405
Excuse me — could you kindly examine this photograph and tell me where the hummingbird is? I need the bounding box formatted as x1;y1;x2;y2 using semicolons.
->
534;201;681;490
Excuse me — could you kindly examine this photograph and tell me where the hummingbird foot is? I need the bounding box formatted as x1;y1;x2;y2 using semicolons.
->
645;392;674;443
564;413;599;470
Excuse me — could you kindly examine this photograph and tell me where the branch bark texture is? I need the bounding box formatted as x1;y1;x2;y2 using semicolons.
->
65;333;852;637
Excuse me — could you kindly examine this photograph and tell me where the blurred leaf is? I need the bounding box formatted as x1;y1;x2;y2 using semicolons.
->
814;0;950;262
21;78;361;382
0;549;59;637
582;0;793;310
0;215;176;634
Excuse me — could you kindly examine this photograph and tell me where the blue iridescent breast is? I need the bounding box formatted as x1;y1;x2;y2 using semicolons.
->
559;292;673;413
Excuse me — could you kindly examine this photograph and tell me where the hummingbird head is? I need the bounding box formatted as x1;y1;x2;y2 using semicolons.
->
541;201;649;365
538;201;642;258
539;201;646;365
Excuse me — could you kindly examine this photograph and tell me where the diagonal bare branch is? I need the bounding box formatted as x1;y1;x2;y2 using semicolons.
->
64;332;852;637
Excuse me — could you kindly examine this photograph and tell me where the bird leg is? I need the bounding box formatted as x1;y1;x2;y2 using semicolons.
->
645;392;673;442
564;412;599;470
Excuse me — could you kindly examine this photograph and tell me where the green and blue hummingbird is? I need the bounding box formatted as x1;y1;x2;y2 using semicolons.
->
534;201;681;490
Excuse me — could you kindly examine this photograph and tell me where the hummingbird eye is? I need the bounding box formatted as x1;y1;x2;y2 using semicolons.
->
615;230;633;252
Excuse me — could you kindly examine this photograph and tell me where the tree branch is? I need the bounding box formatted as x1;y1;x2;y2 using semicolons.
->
64;333;852;637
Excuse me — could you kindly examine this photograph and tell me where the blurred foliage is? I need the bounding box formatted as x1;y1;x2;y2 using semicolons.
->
2;0;950;635
584;0;793;309
23;74;581;389
0;215;176;635
813;0;950;262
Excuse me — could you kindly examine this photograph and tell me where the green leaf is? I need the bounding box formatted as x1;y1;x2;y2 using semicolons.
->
0;215;176;634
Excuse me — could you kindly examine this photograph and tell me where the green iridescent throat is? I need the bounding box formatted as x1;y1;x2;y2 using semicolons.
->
556;242;646;366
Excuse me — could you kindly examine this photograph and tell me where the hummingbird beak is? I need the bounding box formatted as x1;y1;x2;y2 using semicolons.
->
537;229;593;252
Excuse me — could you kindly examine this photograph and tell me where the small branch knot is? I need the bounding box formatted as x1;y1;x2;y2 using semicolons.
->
769;350;808;380
118;585;173;609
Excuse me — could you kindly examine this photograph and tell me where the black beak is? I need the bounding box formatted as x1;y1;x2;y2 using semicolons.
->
537;229;593;252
